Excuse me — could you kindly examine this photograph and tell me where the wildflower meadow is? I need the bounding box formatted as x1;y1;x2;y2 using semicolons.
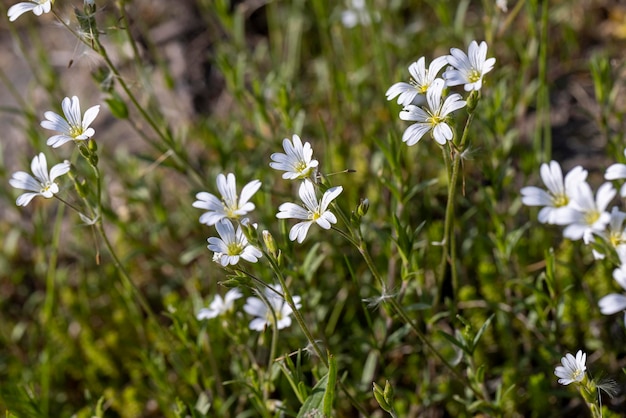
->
2;0;626;417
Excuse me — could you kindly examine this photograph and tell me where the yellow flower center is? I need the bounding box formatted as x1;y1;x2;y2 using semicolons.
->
69;125;84;138
226;242;243;256
552;194;568;207
468;69;482;83
584;210;600;226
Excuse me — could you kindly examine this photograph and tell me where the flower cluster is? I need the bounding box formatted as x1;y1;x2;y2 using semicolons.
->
193;173;263;266
386;40;495;146
9;96;100;207
271;134;342;243
197;284;301;331
522;152;626;324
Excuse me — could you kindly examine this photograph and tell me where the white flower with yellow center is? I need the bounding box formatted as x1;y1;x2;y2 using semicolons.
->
207;219;262;266
521;161;588;224
555;182;615;242
243;284;301;331
9;153;70;207
276;180;342;243
8;0;52;22
443;40;496;92
398;78;466;146
269;134;319;180
554;350;587;386
386;56;449;107
194;173;262;226
41;96;100;148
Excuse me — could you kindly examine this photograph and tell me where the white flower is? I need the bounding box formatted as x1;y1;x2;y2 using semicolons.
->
193;173;262;226
592;207;626;259
40;96;100;148
9;153;71;207
269;134;319;180
197;288;242;320
276;180;342;243
386;56;449;107
7;0;52;22
555;182;615;242
554;350;587;386
443;40;496;92
207;219;262;266
605;149;626;197
243;285;302;331
496;0;508;12
398;78;466;146
520;161;588;224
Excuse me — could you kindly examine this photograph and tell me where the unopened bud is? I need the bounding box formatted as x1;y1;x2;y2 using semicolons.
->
373;381;395;413
262;230;278;257
466;90;480;113
357;198;369;217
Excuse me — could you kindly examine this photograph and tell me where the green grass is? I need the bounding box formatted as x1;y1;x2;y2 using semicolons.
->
1;0;626;416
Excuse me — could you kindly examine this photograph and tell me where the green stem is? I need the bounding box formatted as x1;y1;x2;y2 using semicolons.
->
261;255;371;417
51;10;206;189
333;219;487;402
252;283;280;405
437;108;476;302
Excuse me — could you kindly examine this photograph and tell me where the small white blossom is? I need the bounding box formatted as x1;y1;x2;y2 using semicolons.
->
605;149;626;197
40;96;100;148
592;207;626;259
193;173;262;226
555;182;615;242
399;78;466;146
276;180;342;243
443;40;496;92
269;134;319;180
496;0;508;12
554;350;587;386
197;288;243;320
9;153;71;207
207;219;262;266
386;56;449;107
243;284;301;331
520;161;588;224
7;0;52;22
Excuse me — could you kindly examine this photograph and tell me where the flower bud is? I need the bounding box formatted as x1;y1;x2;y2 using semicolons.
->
262;230;278;258
466;90;480;112
357;198;369;217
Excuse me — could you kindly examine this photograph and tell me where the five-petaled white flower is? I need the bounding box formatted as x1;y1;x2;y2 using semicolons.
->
243;284;301;331
520;161;588;224
197;288;243;320
9;153;71;207
555;182;615;242
193;173;262;226
605;148;626;197
443;40;496;92
7;0;52;22
41;96;100;148
386;56;449;107
207;219;262;266
269;134;319;180
399;78;466;146
276;179;342;243
554;350;587;386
